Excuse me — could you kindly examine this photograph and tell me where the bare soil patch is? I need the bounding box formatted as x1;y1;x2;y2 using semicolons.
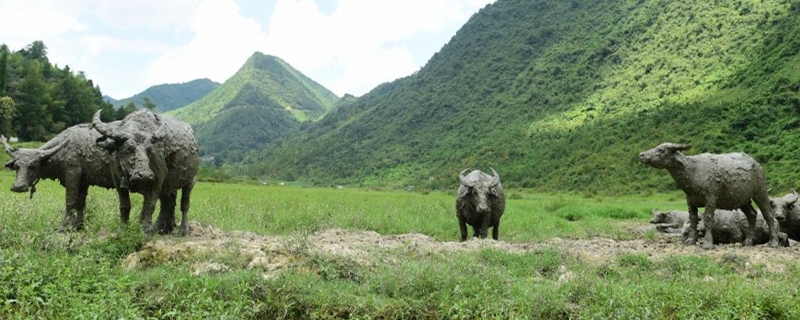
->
122;221;800;277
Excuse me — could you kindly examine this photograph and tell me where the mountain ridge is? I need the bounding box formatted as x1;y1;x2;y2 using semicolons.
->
169;52;340;163
237;0;800;194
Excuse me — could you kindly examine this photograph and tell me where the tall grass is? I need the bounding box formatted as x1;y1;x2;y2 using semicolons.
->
2;173;799;319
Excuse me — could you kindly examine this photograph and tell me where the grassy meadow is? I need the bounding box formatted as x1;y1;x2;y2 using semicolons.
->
2;170;800;319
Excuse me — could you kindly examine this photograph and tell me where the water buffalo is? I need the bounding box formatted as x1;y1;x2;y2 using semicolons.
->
1;125;123;231
681;209;789;246
456;168;505;241
638;143;779;249
769;191;800;241
650;209;689;233
92;109;199;235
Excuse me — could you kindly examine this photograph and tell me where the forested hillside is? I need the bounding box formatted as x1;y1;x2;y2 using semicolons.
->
240;0;800;194
169;52;339;163
0;41;128;142
112;78;219;113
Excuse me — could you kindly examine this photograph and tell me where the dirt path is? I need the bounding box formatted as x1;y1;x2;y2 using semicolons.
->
122;221;800;277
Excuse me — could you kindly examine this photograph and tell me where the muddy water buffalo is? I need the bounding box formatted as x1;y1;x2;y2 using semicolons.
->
638;143;779;249
1;125;125;231
681;209;789;246
92;109;199;235
456;168;506;241
769;191;800;241
650;209;689;233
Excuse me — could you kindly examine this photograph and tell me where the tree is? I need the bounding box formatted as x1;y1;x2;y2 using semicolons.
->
0;96;14;136
0;45;8;96
143;97;157;111
116;102;137;120
20;41;48;63
13;61;51;141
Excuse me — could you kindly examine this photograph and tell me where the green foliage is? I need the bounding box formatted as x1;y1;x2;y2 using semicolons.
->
241;0;800;195
112;78;219;113
168;52;339;164
0;41;130;142
1;175;799;318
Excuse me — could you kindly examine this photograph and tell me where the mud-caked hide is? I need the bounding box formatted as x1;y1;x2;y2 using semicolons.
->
1;125;118;231
769;191;800;241
638;142;779;249
456;168;506;241
650;209;689;234
92;109;199;235
681;209;789;247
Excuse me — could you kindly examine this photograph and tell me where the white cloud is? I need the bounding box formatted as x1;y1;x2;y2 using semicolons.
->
144;0;268;86
263;0;496;96
0;0;87;49
0;0;496;98
96;0;202;31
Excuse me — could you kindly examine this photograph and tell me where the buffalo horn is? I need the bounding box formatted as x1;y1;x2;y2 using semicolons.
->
459;169;471;187
489;167;500;187
0;135;16;155
38;139;69;160
91;110;123;140
789;190;799;204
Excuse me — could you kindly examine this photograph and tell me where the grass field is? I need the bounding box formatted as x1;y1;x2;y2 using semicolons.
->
2;170;800;319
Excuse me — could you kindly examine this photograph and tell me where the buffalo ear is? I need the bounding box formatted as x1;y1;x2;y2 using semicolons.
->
4;160;14;170
96;136;118;152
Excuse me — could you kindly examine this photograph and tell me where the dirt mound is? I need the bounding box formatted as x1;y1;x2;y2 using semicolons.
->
122;221;800;277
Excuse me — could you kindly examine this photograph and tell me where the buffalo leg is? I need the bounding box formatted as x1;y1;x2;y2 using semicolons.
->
685;206;700;245
140;191;159;234
702;204;716;250
117;189;131;224
73;185;89;230
741;204;758;246
492;221;500;240
458;217;469;241
478;214;490;239
178;185;193;236
753;192;780;248
59;181;80;232
155;191;177;235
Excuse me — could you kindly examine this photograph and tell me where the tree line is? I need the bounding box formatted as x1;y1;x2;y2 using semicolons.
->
0;41;139;142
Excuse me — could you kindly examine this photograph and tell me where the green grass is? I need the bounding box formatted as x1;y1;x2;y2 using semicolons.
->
2;173;800;319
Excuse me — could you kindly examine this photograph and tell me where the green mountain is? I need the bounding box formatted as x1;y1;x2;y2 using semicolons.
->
169;52;339;163
240;0;800;194
113;78;219;113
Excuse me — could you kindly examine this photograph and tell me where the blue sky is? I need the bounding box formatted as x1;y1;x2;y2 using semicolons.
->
0;0;495;99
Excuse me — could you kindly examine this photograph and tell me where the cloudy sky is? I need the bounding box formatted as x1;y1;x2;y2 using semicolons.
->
0;0;495;99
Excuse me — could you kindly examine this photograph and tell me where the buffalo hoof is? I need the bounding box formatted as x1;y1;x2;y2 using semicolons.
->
683;237;697;245
701;242;714;250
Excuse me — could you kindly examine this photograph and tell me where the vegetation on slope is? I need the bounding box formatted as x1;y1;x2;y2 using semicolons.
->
169;52;340;163
0;41;130;141
241;0;800;195
112;78;219;113
2;177;799;319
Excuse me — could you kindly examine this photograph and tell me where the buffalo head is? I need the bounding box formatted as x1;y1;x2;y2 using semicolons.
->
771;191;799;222
92;110;164;183
458;167;502;213
638;143;692;169
1;135;68;192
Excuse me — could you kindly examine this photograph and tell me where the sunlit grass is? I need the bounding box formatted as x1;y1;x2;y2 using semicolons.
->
3;172;799;319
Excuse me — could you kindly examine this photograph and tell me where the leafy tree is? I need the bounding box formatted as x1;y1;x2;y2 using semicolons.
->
19;40;47;63
143;97;157;111
0;45;8;96
0;96;14;136
13;61;51;141
116;102;137;119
